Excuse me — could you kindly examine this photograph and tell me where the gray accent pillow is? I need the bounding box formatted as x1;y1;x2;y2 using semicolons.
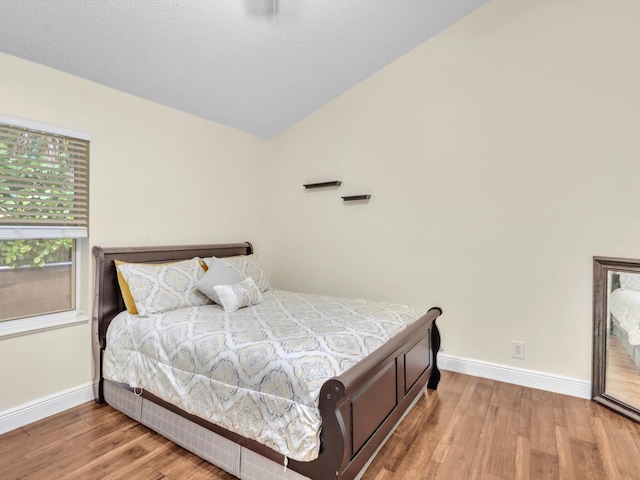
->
195;257;245;304
203;254;273;292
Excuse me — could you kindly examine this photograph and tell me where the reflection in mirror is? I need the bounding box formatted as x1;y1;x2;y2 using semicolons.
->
593;257;640;423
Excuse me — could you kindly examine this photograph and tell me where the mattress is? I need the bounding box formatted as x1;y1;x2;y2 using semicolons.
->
103;289;422;461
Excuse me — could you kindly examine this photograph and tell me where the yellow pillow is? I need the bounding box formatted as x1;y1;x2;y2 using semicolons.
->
114;260;138;314
199;258;208;272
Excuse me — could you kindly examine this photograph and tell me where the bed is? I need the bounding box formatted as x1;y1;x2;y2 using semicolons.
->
92;242;443;480
609;272;640;367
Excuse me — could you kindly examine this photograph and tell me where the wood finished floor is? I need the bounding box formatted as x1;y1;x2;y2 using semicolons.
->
2;370;640;480
606;333;640;406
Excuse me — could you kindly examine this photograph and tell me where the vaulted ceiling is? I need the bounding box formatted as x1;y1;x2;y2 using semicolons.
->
0;1;487;138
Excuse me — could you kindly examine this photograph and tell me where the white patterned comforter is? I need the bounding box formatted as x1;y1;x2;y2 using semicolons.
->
103;290;422;462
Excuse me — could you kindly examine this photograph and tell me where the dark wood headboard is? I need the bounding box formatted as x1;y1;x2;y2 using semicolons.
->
91;242;253;399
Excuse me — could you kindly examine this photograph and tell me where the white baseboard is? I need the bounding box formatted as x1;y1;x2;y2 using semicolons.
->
438;353;591;399
0;356;591;436
0;382;95;435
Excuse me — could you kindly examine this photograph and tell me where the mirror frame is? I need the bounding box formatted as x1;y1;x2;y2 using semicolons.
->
593;256;640;423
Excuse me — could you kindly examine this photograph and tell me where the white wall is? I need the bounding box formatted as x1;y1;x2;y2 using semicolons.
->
3;0;640;422
268;0;640;382
0;51;270;413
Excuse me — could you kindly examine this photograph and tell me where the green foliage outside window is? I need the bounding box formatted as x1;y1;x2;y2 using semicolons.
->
0;239;72;268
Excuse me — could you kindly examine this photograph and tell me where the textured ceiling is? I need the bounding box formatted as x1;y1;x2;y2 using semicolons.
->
0;0;487;139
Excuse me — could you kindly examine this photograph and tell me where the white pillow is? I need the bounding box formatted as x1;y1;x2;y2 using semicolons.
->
204;254;273;292
195;257;245;304
117;257;209;316
213;277;263;313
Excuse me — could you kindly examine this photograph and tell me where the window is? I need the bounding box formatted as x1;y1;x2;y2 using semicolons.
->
0;116;89;322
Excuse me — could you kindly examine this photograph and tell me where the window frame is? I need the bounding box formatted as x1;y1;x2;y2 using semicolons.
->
0;115;90;338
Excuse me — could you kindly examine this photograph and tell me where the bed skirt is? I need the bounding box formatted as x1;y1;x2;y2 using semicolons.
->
103;379;425;480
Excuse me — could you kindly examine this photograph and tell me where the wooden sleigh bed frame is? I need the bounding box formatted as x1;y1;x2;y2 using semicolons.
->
92;242;443;480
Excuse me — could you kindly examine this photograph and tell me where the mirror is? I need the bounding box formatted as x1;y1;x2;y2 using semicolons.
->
593;256;640;422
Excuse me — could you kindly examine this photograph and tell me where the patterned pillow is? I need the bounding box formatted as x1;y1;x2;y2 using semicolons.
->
213;277;263;313
195;257;245;304
204;254;273;292
117;257;210;316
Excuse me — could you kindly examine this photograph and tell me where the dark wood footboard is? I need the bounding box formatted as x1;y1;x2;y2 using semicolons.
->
295;307;442;480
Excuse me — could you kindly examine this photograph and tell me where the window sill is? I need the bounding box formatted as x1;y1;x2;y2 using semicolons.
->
0;311;89;340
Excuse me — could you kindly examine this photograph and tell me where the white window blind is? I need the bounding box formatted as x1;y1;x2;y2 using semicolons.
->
0;119;89;240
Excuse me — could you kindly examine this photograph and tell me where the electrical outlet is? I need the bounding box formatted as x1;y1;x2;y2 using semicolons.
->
512;341;525;359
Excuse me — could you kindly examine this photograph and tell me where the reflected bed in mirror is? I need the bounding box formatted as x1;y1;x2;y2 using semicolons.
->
593;257;640;423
